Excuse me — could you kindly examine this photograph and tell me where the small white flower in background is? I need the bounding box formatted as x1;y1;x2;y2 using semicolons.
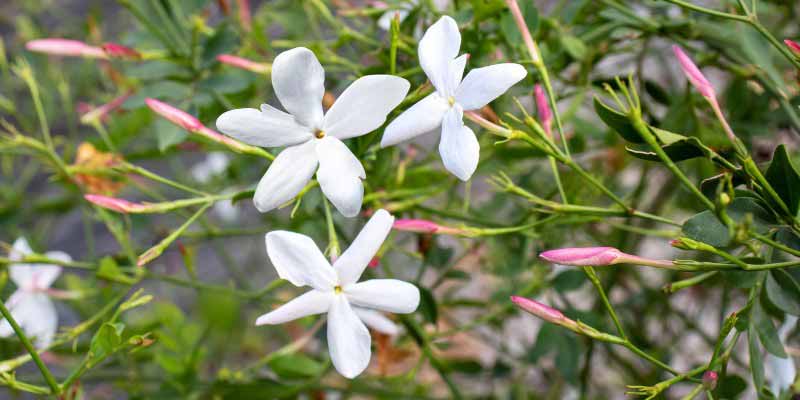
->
0;238;70;349
190;152;230;183
255;209;419;378
376;0;451;32
381;16;527;181
766;315;797;396
216;47;410;217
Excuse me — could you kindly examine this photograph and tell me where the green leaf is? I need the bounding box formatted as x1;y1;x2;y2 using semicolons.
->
418;286;438;325
89;322;125;359
96;257;136;285
201;23;239;68
748;325;765;392
154;118;188;152
716;374;747;399
500;2;538;47
471;0;506;22
552;270;586;292
682;197;776;247
753;300;787;357
560;35;587;61
594;97;643;143
765;144;800;216
625;136;712;162
267;353;324;379
766;270;800;316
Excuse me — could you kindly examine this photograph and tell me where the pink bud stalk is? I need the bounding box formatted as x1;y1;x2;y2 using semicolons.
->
539;246;676;269
786;39;800;58
84;194;147;213
534;84;552;138
672;45;737;143
511;296;577;329
504;0;541;64
26;38;107;59
393;219;467;236
101;43;141;60
79;92;132;124
236;0;252;31
145;98;204;132
216;54;270;74
463;110;513;138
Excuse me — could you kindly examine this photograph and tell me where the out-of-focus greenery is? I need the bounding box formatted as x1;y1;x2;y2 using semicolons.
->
1;0;800;399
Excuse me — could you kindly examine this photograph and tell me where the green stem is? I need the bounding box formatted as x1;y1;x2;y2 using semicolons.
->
0;300;60;395
583;267;627;341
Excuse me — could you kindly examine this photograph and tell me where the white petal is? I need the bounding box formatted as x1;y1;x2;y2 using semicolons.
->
334;209;394;285
377;8;410;31
381;93;448;147
439;105;479;181
766;353;796;395
322;75;410;140
354;308;400;335
0;292;58;349
272;47;325;128
10;254;65;290
315;137;365;218
327;295;371;379
265;231;337;290
255;290;333;325
253;140;318;213
455;63;527;110
418;16;461;96
446;54;469;96
216;108;313;148
0;291;25;338
345;279;420;314
10;237;32;261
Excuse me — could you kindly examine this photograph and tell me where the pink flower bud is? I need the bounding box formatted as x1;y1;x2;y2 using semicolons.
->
217;54;270;74
145;98;203;132
79;92;132;124
368;256;380;268
786;39;800;57
393;219;467;236
702;371;718;390
237;0;252;31
84;194;147;213
540;247;623;266
534;84;552;138
672;45;715;100
511;296;569;325
26;38;107;59
101;43;141;60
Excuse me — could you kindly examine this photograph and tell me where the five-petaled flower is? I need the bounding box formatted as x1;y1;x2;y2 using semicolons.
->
255;209;420;378
0;238;70;349
381;16;527;181
216;47;410;217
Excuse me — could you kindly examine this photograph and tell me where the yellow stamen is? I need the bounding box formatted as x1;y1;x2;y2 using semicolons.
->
334;285;342;294
448;96;455;106
315;129;326;139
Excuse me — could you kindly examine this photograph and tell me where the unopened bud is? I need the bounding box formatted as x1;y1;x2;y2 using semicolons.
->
26;38;107;59
511;296;573;327
216;54;270;74
145;98;203;132
534;84;553;138
672;45;715;100
540;246;675;269
84;194;147;213
702;371;718;390
393;219;467;236
786;39;800;58
101;42;141;60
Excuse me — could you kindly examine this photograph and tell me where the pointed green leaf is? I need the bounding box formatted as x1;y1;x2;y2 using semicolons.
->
765;144;800;216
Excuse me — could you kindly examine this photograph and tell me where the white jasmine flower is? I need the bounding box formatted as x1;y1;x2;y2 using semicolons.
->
190;152;230;183
376;0;451;32
766;315;797;395
216;47;410;217
0;238;70;348
381;16;527;181
255;209;419;378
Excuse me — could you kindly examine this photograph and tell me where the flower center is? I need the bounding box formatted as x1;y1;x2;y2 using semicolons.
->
315;129;326;139
334;285;342;294
447;96;456;106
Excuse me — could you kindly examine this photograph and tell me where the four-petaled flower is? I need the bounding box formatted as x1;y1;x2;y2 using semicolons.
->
381;16;527;181
0;238;70;348
216;47;410;217
255;209;420;378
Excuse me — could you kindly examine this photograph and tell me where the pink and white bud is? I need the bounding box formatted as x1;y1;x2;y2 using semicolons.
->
702;371;718;390
539;246;676;269
145;98;203;132
786;39;800;58
534;84;552;138
79;92;132;124
393;219;467;236
26;38;107;59
102;43;141;60
217;54;270;74
84;194;147;213
511;296;572;326
672;45;715;100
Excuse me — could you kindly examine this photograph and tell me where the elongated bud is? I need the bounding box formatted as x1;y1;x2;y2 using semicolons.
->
26;38;107;59
80;92;132;125
236;0;252;31
786;39;800;58
672;45;715;100
534;84;552;138
393;219;466;235
540;246;676;269
84;194;147;213
102;42;141;60
145;98;203;132
217;54;270;74
702;371;718;390
511;296;577;329
504;0;540;64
